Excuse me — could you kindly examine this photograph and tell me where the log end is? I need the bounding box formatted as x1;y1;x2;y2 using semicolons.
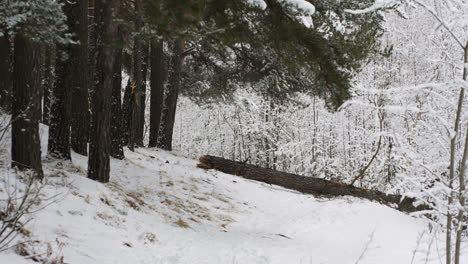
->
398;197;432;213
197;155;213;170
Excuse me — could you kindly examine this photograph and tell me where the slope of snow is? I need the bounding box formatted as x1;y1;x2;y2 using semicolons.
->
0;123;457;263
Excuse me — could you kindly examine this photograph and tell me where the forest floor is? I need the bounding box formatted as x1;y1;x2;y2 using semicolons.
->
0;122;461;264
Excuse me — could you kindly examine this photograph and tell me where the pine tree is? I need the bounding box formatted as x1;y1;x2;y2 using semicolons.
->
179;0;385;110
48;49;72;159
11;34;43;178
148;41;166;147
70;0;90;156
110;24;125;159
121;78;133;146
142;0;385;151
88;0;119;182
3;0;69;177
0;33;11;112
157;39;184;151
48;0;90;159
131;0;145;148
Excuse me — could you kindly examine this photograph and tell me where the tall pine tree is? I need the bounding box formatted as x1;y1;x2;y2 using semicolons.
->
0;33;11;112
71;0;90;156
11;34;43;178
88;0;119;182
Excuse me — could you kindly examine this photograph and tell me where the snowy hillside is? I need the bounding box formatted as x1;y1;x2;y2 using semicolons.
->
0;124;454;264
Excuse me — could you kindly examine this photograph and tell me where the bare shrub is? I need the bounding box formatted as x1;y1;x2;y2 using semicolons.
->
0;170;42;252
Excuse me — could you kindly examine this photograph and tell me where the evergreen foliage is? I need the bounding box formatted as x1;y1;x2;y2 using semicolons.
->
178;0;387;110
0;0;70;46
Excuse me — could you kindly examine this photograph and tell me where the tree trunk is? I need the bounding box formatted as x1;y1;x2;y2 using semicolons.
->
453;41;468;264
48;45;72;159
131;0;144;148
128;83;137;151
447;42;468;264
148;41;165;147
48;48;72;158
88;0;97;145
157;39;184;151
454;123;468;264
41;49;53;125
197;155;432;213
138;41;149;145
11;35;43;178
110;29;125;160
0;33;11;112
70;0;90;156
88;0;118;183
49;0;88;160
121;78;132;146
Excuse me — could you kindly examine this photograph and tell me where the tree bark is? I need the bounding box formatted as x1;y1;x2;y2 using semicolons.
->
11;35;43;178
131;0;144;148
157;39;184;151
41;49;53;125
110;28;125;160
121;78;132;146
148;41;165;147
453;42;468;264
88;0;97;145
197;155;432;213
70;0;90;156
88;0;118;183
0;33;11;112
447;42;468;264
48;44;72;159
49;0;88;160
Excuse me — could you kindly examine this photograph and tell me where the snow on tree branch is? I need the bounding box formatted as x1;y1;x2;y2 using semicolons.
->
279;0;315;15
344;0;400;14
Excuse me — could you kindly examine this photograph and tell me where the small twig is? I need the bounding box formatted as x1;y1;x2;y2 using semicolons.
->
354;228;376;264
351;110;384;186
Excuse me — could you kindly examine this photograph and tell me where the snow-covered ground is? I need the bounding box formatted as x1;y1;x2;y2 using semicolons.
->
0;123;458;263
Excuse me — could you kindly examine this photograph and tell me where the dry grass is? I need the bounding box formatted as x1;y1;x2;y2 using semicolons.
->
143;232;158;244
175;218;190;228
99;195;113;207
165;180;174;187
125;199;140;210
19;226;32;237
125;192;148;211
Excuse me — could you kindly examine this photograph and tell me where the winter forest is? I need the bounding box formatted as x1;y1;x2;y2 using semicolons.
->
1;0;468;263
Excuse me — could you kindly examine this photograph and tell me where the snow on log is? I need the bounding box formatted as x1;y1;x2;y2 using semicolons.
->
197;155;431;213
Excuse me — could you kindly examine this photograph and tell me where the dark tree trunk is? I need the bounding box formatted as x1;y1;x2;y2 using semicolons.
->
198;155;432;213
128;83;137;151
132;0;144;148
88;0;118;183
157;39;184;151
148;41;165;148
0;33;11;112
48;0;89;160
47;67;69;158
11;35;43;178
71;0;90;156
121;78;132;146
41;49;53;125
48;52;71;159
88;0;97;145
110;28;125;160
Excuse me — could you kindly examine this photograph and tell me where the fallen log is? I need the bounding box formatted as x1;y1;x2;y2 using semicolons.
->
197;155;431;213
